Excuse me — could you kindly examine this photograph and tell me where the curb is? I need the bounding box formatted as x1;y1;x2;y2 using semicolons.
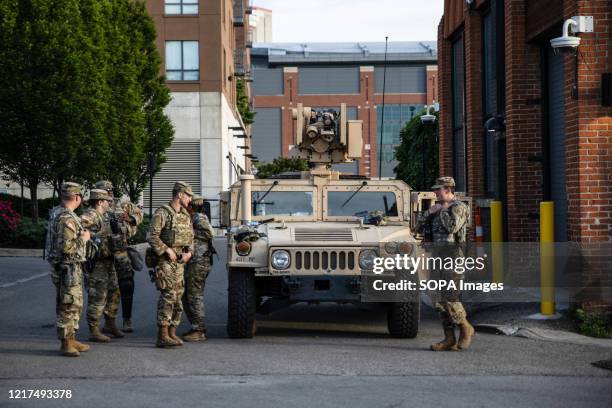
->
474;323;612;349
0;248;44;258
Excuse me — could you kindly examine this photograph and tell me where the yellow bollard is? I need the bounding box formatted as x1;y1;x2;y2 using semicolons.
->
490;201;504;283
540;201;555;315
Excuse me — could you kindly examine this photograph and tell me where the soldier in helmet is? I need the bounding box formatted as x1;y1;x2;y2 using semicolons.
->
181;195;215;342
81;189;124;342
45;182;91;357
95;180;144;333
147;181;194;348
415;176;474;351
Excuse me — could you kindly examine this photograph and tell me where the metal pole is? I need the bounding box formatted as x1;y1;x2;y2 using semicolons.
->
378;36;388;180
422;130;426;190
540;201;555;315
148;153;154;220
491;200;504;283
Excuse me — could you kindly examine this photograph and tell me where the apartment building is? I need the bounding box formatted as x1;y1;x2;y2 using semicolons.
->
145;0;253;225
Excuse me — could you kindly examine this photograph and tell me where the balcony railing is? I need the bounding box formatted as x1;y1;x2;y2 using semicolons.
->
233;0;245;26
246;28;253;48
234;49;253;82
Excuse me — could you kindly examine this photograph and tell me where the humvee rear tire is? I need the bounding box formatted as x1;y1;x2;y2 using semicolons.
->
387;301;420;338
227;268;256;338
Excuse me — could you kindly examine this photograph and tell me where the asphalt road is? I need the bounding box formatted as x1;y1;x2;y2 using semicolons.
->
0;237;611;408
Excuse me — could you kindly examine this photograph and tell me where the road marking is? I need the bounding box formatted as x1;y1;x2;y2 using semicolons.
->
257;320;387;334
0;272;48;288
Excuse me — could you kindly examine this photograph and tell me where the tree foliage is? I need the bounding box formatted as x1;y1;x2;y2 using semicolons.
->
236;79;255;125
0;0;173;217
394;111;439;191
254;157;309;179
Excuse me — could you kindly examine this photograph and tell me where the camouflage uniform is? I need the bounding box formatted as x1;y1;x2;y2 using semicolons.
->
182;209;214;333
81;203;120;328
108;197;143;324
46;185;87;341
147;199;194;329
416;177;470;330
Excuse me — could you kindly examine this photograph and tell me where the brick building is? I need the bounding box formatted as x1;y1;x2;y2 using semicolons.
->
251;42;438;178
437;0;611;243
144;0;253;225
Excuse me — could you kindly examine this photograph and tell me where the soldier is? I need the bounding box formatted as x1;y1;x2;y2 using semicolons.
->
45;182;91;357
95;180;144;333
181;195;215;342
81;189;124;342
147;181;194;348
415;176;475;351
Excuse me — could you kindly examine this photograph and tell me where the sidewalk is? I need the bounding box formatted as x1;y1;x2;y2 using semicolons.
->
468;302;612;349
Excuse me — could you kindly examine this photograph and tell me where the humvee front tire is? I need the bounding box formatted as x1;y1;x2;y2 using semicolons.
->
387;301;420;338
227;268;256;338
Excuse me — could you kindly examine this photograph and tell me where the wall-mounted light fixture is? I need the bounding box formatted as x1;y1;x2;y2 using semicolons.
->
484;114;505;133
420;105;436;125
550;16;593;55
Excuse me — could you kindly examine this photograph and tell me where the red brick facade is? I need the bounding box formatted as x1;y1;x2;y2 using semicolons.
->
253;66;438;179
438;0;611;243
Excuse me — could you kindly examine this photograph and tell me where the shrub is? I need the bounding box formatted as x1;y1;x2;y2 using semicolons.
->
129;217;150;245
0;193;58;219
0;200;21;235
573;308;612;338
0;217;47;249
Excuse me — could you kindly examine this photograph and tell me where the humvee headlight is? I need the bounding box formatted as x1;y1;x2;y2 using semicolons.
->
384;241;398;254
271;250;290;270
359;249;377;270
236;240;252;256
398;242;414;255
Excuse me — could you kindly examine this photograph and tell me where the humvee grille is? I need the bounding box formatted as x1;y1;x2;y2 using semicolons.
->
294;228;354;241
294;249;357;272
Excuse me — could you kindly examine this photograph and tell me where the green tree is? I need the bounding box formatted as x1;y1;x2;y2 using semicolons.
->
109;0;173;201
0;0;110;219
236;79;255;125
90;0;173;201
394;111;439;191
0;0;173;211
255;157;309;179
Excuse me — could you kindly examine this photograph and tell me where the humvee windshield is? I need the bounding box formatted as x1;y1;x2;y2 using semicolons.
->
252;191;314;217
327;191;398;217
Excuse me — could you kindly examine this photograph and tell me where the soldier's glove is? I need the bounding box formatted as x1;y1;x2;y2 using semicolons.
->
110;215;120;235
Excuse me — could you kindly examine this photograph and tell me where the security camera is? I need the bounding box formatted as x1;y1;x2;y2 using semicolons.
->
420;105;436;125
550;16;593;55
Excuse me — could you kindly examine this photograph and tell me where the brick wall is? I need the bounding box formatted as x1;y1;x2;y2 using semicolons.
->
564;0;612;243
437;17;454;177
503;0;543;241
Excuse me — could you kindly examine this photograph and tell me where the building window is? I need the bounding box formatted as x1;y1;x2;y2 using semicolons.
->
451;32;466;191
165;41;199;81
481;0;505;198
165;0;198;15
376;104;424;178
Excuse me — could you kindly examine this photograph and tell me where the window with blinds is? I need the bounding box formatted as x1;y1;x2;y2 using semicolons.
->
143;140;201;210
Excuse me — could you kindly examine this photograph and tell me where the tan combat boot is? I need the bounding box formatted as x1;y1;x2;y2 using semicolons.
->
457;320;475;350
102;317;125;338
182;329;205;342
122;318;133;333
430;328;458;352
156;326;177;348
89;325;111;343
70;335;90;352
168;326;183;346
60;339;80;357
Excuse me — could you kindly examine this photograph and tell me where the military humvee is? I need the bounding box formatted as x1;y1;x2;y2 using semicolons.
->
221;103;429;339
